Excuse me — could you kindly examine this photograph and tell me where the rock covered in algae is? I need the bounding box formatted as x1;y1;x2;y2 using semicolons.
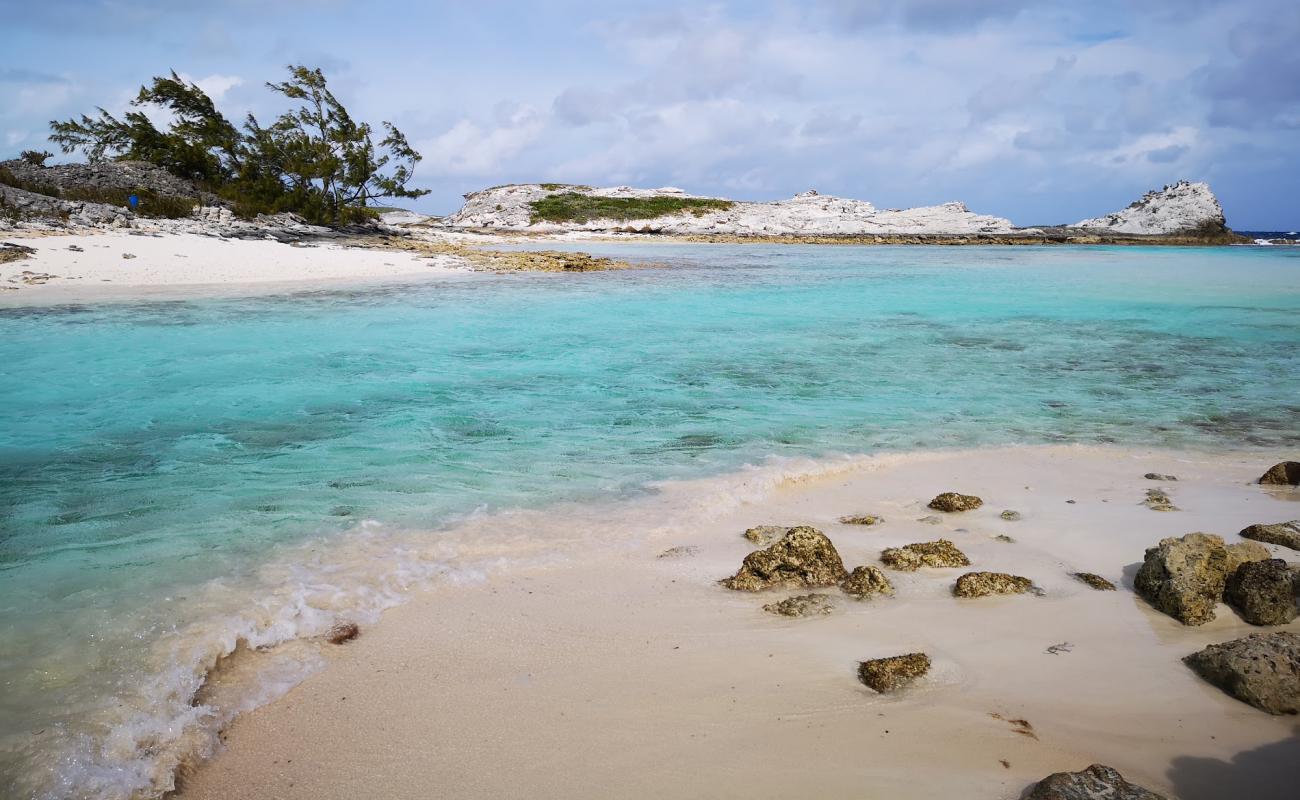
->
721;525;848;591
857;652;930;693
880;539;970;571
325;620;360;644
743;525;791;547
928;492;983;512
1183;632;1300;714
839;514;884;526
1024;764;1168;800
840;565;895;599
1258;461;1300;486
1224;559;1298;626
763;593;836;617
953;571;1037;597
1133;533;1267;625
1239;520;1300;551
1072;572;1117;591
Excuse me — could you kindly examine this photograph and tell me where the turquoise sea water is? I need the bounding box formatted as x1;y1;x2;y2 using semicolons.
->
1;244;1298;797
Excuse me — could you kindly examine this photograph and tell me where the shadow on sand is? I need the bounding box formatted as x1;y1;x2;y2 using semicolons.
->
1166;726;1300;800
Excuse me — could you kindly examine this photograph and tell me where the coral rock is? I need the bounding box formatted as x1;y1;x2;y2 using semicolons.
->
763;594;836;617
325;620;360;645
880;539;970;571
722;526;848;591
1143;489;1177;511
839;514;884;526
743;525;790;547
1133;533;1231;625
1000;510;1022;521
1258;461;1300;486
953;571;1037;597
1025;764;1168;799
1072;572;1117;591
1183;632;1300;714
928;492;983;512
857;653;930;693
840;565;895;599
1239;520;1300;551
1224;559;1298;626
1144;473;1178;482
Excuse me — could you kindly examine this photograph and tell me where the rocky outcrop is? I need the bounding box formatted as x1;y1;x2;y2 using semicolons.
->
1258;461;1300;486
840;565;895;599
838;514;884;526
953;572;1037;597
743;525;791;547
446;184;1017;235
928;492;983;512
1239;521;1300;550
721;526;848;591
1072;572;1117;591
1224;559;1298;626
1074;180;1226;236
1;183;133;227
0;158;219;205
881;540;970;571
1134;533;1233;625
1183;632;1300;714
857;653;930;693
763;593;836;617
1024;764;1168;800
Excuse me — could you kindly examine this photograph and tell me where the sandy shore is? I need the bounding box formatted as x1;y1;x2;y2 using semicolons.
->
175;446;1300;800
0;231;470;304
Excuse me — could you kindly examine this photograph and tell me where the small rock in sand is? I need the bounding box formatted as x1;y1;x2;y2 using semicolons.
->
763;593;836;617
67;244;84;252
881;539;970;571
1143;488;1177;511
1024;763;1168;799
722;526;847;592
839;514;884;526
1257;461;1300;486
1072;572;1117;591
1000;510;1022;521
953;571;1037;597
121;252;136;260
840;565;895;599
857;652;930;693
657;546;698;559
1144;473;1178;482
928;492;983;512
994;534;1015;543
1183;632;1300;714
743;525;790;547
325;620;360;644
1224;559;1298;626
1239;520;1300;551
916;515;943;525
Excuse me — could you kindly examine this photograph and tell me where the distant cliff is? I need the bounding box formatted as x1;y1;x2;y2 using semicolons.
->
1073;181;1227;236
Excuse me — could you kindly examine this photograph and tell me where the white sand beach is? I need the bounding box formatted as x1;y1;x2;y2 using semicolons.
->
173;445;1300;800
0;232;470;303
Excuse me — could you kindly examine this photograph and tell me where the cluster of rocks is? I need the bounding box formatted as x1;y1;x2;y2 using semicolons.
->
1134;532;1292;626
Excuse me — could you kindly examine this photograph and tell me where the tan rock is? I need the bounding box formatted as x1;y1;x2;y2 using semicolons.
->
721;526;848;592
838;514;884;526
840;565;895;599
928;492;983;512
1239;520;1300;551
1134;533;1229;625
1258;461;1300;485
1072;572;1117;591
880;539;970;571
953;571;1036;597
857;652;930;693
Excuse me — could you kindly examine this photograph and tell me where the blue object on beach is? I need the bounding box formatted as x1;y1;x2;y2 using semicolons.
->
128;194;139;210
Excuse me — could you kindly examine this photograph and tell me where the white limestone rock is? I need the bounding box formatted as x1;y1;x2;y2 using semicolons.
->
445;184;1016;236
1073;180;1225;235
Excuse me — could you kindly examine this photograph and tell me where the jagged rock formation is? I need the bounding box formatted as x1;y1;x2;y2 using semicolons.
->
446;184;1016;235
1074;180;1226;236
1183;632;1300;714
1;159;221;205
1024;764;1168;800
721;526;848;591
857;653;930;693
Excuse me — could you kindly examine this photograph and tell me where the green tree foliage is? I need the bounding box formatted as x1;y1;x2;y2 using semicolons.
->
49;66;428;224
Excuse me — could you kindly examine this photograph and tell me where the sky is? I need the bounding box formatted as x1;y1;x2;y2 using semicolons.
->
2;0;1297;228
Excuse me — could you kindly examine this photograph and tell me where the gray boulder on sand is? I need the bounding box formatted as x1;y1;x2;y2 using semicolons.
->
763;594;836;617
953;571;1037;597
722;526;848;591
928;492;983;512
840;565;895;598
1258;461;1300;486
1224;559;1298;626
1023;763;1168;800
1133;533;1268;625
857;653;930;693
880;539;971;571
1183;632;1300;714
1239;520;1300;551
743;525;790;547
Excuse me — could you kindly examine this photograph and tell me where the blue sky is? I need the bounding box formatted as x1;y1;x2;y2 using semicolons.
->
2;0;1297;228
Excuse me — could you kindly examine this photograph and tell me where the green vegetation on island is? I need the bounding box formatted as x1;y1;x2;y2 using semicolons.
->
528;192;734;224
38;66;428;225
